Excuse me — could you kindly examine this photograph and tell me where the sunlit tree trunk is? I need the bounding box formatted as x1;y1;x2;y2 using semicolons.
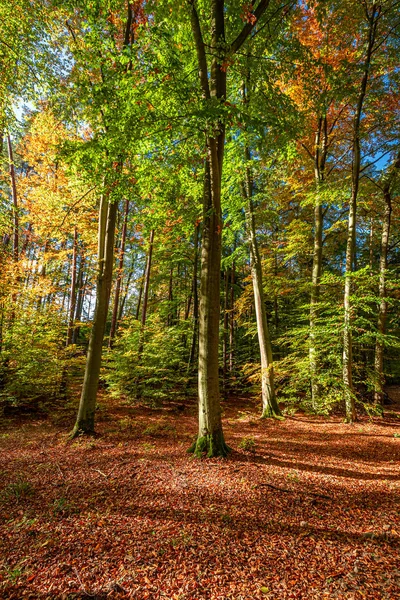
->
109;199;129;347
66;226;78;346
71;193;117;436
229;263;235;372
7;134;18;263
72;259;87;345
188;222;200;372
374;188;391;405
343;5;379;422
118;267;133;322
374;152;400;403
223;267;229;391
309;116;327;408
188;0;271;456
243;147;281;418
142;234;155;314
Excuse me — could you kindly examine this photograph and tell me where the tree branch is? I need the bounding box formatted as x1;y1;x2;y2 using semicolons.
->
188;0;210;99
229;0;271;55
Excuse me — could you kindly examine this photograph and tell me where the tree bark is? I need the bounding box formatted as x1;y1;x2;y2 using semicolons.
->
72;259;87;345
373;152;400;403
343;5;379;422
243;147;281;418
309;116;327;408
71;192;118;436
138;229;154;355
229;263;235;372
188;222;200;372
109;199;129;347
188;0;271;457
223;267;229;391
7;134;18;263
374;189;391;405
66;226;78;346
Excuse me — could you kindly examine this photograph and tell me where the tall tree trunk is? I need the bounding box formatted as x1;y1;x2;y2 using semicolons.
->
229;262;235;373
138;229;154;355
66;227;78;346
109;199;129;347
71;192;118;436
167;266;174;326
374;190;391;405
188;222;200;372
243;149;281;418
72;260;87;345
343;5;379;422
7;134;18;263
188;0;271;457
118;267;133;321
374;152;400;403
135;272;144;321
223;267;229;391
309;116;327;408
195;148;229;456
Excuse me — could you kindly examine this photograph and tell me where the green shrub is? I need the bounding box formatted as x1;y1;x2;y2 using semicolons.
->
238;436;256;452
105;314;190;404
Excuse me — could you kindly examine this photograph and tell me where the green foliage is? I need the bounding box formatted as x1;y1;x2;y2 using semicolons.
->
0;308;71;409
105;314;190;404
238;436;256;452
2;479;33;500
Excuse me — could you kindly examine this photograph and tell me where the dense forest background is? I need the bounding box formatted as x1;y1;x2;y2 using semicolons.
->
1;0;400;448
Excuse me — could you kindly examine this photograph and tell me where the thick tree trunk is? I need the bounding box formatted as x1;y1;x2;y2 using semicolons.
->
71;193;117;436
109;199;129;347
66;227;78;346
343;5;379;422
188;0;271;457
194;149;229;457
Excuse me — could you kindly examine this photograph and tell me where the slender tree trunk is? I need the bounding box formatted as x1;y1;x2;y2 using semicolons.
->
138;229;154;355
167;266;174;326
229;263;235;372
135;272;144;321
7;135;18;263
188;222;200;372
109;199;129;347
223;267;229;391
343;5;379;422
373;191;391;404
243;149;281;418
369;217;374;276
66;227;78;346
71;192;118;436
309;116;327;408
118;267;133;321
72;262;87;345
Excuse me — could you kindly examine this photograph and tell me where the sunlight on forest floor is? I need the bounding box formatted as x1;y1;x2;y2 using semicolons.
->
1;392;399;599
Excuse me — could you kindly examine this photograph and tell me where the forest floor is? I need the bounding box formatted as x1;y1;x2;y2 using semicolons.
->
0;389;399;600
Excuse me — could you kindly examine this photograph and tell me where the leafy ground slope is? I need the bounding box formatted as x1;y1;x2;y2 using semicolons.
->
0;390;399;599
